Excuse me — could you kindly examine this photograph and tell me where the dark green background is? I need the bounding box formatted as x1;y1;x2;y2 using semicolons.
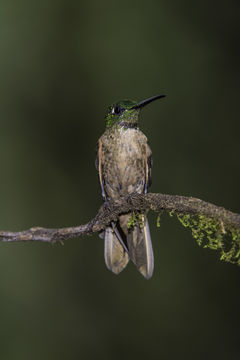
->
0;1;239;359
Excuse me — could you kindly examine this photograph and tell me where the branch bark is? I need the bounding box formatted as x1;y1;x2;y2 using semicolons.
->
0;193;239;243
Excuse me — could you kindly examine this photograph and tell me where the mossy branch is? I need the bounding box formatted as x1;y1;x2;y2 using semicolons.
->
0;193;239;265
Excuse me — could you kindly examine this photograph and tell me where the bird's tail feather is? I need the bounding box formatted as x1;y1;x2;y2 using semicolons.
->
104;214;154;279
104;226;129;274
126;214;154;279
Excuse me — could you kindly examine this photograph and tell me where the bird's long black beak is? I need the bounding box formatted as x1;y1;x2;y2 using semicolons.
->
131;94;166;110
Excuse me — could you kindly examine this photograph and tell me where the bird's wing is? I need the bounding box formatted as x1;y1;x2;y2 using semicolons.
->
144;142;153;193
96;139;106;200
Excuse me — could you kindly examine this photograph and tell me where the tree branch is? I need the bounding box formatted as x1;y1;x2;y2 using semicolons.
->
0;193;239;244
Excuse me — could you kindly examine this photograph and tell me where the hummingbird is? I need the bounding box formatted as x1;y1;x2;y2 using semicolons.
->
96;94;165;279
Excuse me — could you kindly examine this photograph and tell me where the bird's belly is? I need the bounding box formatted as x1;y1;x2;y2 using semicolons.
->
102;129;147;199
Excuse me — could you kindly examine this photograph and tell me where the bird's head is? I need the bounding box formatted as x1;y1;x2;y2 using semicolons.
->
105;94;166;129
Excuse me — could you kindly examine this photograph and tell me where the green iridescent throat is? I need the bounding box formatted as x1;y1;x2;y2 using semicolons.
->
105;109;139;129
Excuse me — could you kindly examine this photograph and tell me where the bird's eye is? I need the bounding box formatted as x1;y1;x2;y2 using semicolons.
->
113;106;123;115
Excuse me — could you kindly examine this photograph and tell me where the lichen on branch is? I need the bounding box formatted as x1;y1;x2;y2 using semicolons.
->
176;213;240;265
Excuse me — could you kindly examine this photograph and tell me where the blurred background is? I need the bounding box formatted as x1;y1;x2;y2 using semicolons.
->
0;0;239;359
